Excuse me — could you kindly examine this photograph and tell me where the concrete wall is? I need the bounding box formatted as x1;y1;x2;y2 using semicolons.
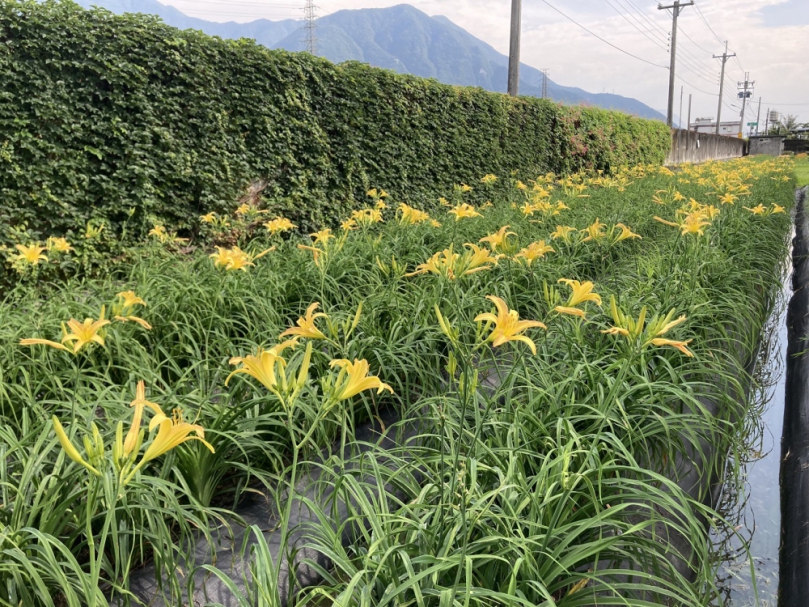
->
750;136;785;156
665;128;746;165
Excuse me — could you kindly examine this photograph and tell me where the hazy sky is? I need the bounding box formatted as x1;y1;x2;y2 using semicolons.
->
161;0;809;128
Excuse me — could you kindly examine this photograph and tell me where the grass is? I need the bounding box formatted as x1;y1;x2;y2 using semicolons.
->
794;153;809;187
0;157;797;606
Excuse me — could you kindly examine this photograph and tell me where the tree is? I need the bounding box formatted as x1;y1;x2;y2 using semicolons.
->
768;114;802;136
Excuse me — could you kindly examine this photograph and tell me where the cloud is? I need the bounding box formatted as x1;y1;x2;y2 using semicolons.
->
758;0;809;28
162;0;809;125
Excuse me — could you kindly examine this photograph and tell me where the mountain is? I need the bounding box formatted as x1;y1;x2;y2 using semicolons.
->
73;0;665;121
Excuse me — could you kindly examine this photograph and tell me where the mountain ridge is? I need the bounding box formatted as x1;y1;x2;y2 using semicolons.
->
73;0;665;120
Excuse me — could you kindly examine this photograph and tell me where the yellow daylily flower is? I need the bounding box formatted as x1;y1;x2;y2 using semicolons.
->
558;279;602;307
327;358;393;402
84;223;104;240
311;228;334;244
681;214;711;235
448;203;481;221
479;226;516;253
61;318;110;352
149;225;187;245
12;244;48;265
210;246;273;271
772;204;786;214
200;212;217;223
52;417;101;476
553;306;587;318
112;292;151;330
406;248;459;279
745;204;766;215
350;208;384;227
480;174;497;185
474;295;546;355
46;237;73;253
550;225;578;243
406;244;499;280
298;244;325;268
20;337;71;352
654;209;712;237
718;192;737;205
117;291;146;309
139;408;214;465
366;188;388;201
514;241;554;266
226;340;299;392
279;302;329;340
341;218;358;231
554;279;601;318
124;381;163;457
397;203;431;225
23;315;111;354
649;338;694;357
581;219;607;243
611;223;642;243
264;217;297;235
113;315;152;330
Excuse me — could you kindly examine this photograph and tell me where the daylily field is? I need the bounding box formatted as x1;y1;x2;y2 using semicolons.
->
0;156;796;606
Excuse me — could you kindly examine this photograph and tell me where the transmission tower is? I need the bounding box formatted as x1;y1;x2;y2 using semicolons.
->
540;69;549;99
303;0;317;55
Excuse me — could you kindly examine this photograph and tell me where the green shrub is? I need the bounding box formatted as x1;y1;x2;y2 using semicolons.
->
0;0;670;248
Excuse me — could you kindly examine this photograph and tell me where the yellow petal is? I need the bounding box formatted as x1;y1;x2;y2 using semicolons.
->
554;306;586;318
20;338;71;352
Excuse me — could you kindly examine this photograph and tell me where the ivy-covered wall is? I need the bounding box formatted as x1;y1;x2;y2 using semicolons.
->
0;0;671;240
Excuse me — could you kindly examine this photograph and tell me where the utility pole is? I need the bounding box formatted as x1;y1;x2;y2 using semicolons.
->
755;97;762;135
687;93;692;131
678;86;684;129
303;0;318;55
764;107;770;135
737;72;753;137
658;1;693;128
713;41;735;136
507;0;522;96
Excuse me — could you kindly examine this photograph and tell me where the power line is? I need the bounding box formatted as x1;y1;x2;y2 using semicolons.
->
173;0;302;6
676;23;714;55
539;0;668;69
674;73;717;96
760;101;809;106
661;8;721;81
619;0;670;37
175;9;304;17
693;1;725;45
601;0;668;52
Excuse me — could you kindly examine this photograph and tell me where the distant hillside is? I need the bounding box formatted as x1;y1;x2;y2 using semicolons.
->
74;0;665;121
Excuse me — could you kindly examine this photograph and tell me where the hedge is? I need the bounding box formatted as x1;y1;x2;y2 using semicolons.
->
0;0;672;242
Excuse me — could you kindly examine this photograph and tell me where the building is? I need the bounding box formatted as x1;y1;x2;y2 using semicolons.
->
791;126;809;140
749;135;785;156
691;117;742;136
